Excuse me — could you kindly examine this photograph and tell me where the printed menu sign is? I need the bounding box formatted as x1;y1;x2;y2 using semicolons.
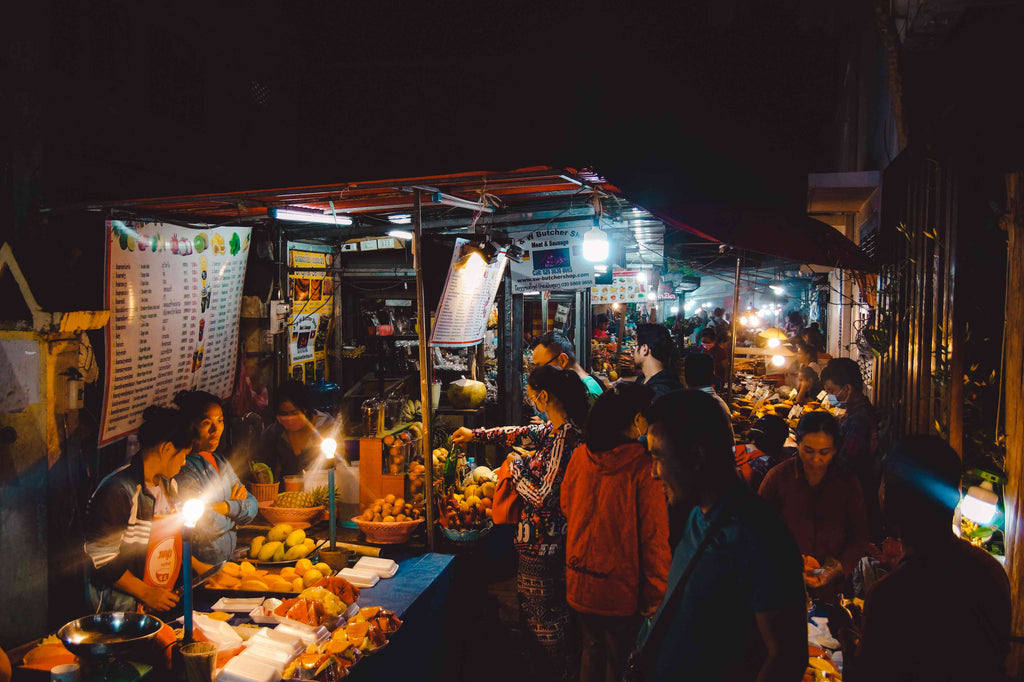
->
590;270;650;304
430;239;508;347
99;220;251;445
287;247;334;384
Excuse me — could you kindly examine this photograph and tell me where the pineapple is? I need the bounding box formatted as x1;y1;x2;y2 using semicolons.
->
310;486;330;508
274;491;315;508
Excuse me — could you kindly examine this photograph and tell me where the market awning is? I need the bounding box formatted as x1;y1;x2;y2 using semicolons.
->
647;204;877;272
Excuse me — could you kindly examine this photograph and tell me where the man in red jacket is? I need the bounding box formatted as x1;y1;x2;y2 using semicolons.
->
561;382;670;682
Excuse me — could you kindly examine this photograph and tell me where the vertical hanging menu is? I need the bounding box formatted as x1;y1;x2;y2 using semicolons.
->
100;221;251;446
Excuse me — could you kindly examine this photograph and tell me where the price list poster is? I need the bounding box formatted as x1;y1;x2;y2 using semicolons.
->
99;220;251;445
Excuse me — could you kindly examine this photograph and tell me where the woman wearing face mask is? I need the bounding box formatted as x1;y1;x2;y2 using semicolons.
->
452;365;590;680
758;411;869;598
255;380;334;480
561;382;670;682
173;390;258;564
84;406;213;613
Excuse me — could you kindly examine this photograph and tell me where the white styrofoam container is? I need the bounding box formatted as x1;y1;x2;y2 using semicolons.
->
353;557;398;578
337;568;379;588
218;655;281;682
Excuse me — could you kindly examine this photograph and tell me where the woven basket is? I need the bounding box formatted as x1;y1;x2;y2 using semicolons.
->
439;523;493;544
249;482;280;503
259;502;325;525
351;517;424;544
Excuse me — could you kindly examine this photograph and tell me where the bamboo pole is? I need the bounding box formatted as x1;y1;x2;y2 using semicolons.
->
1000;171;1024;677
727;251;742;405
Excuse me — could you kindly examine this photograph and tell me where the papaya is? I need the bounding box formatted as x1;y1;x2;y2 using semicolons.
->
258;541;283;561
222;561;241;578
217;573;242;588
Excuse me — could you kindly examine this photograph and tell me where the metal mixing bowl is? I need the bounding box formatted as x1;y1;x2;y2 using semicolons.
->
58;612;164;661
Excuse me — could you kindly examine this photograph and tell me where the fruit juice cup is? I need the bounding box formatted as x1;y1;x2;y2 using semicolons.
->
284;475;304;492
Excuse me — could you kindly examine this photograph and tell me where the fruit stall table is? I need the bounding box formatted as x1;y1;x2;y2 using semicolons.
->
195;553;455;680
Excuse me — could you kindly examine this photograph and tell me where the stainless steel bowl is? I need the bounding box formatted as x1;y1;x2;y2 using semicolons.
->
58;612;164;661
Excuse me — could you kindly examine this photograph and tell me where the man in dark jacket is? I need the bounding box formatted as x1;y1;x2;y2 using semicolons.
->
632;323;682;399
640;390;808;682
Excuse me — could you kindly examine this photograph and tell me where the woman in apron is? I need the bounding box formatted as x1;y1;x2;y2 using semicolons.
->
173;390;258;564
83;406;214;613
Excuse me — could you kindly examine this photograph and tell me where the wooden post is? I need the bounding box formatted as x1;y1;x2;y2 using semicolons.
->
727;251;742;405
1001;171;1024;677
412;190;436;552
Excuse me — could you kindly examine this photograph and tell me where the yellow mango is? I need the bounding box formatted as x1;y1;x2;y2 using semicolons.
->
240;579;269;591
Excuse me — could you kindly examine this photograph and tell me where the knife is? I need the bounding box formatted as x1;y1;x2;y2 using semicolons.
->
192;560;226;589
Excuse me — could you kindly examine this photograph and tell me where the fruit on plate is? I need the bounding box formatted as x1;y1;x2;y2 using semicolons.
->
266;523;294;543
438;471;496;530
297;586;344;618
360;496;423;523
347;606;402;635
274;491;316;508
310;575;361;606
274;597;327;627
447;375;487;409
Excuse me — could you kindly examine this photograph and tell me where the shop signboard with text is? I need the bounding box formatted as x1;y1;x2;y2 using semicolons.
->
287;246;334;383
509;228;596;293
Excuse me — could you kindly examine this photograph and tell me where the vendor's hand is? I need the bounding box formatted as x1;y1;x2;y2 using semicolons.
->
140;585;179;612
212;501;230;515
529;415;545;425
451;427;474;445
230;483;248;501
640;605;658;619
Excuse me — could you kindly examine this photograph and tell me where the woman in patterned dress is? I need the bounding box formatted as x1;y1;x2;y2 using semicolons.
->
452;365;590;679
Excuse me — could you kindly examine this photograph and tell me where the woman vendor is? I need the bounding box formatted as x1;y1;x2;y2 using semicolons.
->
255;380;334;479
758;411;869;597
83;406;213;613
173;390;258;564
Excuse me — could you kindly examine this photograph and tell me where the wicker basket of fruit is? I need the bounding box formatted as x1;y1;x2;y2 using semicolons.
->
439;522;494;543
259;490;329;526
352;517;424;544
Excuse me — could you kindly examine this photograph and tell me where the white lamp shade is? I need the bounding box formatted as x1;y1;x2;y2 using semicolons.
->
961;485;998;524
582;226;609;262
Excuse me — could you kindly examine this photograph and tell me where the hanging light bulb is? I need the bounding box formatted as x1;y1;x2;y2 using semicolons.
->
767;337;781;348
636;270;648;284
582;223;610;262
771;355;787;368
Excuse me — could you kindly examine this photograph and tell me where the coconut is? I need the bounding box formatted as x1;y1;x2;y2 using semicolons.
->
447;375;487;409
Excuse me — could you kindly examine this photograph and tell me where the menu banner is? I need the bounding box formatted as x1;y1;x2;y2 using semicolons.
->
430;239;508;347
100;221;250;446
591;270;651;304
508;228;596;293
287;247;334;383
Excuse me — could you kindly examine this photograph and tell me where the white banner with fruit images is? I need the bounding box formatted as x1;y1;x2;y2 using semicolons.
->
100;220;250;446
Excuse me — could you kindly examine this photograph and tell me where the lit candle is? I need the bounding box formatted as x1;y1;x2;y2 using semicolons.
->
321;438;338;550
181;499;205;642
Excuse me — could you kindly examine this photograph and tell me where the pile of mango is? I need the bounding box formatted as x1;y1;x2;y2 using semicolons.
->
205;558;334;593
249;523;316;562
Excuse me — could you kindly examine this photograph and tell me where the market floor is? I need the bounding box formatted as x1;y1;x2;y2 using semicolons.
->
437;527;575;682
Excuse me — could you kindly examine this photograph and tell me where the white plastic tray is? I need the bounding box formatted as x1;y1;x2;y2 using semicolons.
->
337;568;379;588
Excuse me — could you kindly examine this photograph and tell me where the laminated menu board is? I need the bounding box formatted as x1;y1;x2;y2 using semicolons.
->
99;220;251;446
590;270;650;304
430;238;508;347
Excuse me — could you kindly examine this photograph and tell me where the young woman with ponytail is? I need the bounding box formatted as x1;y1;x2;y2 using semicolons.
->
452;364;590;679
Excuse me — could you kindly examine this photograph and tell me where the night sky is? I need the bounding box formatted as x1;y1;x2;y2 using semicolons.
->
9;0;845;218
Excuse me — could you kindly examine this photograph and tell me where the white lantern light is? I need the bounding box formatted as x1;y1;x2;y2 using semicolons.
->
321;437;338;460
582;225;610;262
182;499;205;528
961;483;999;525
771;354;786;368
